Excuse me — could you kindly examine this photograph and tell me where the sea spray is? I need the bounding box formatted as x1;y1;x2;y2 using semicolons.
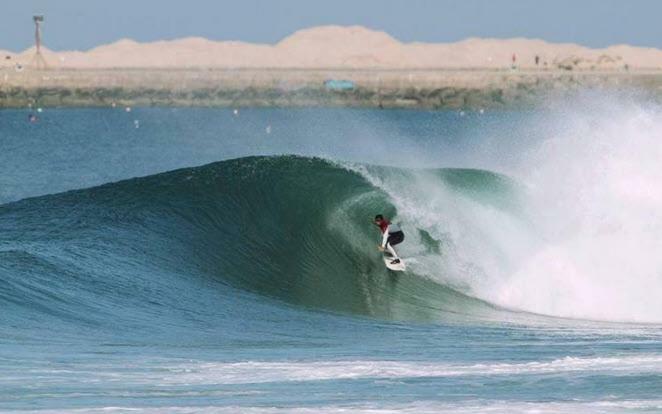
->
492;95;662;322
345;94;662;323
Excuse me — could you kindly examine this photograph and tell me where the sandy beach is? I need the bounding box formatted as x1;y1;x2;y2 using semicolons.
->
2;25;662;108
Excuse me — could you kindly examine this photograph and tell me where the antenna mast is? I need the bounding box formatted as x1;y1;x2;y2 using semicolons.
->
32;15;49;70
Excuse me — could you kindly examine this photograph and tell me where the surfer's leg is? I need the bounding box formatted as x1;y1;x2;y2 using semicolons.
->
385;241;399;259
386;232;404;255
386;232;403;264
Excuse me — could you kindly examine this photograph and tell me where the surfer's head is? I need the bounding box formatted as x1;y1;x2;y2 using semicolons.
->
374;214;384;224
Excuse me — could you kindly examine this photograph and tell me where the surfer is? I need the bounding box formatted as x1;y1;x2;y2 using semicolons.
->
374;214;405;265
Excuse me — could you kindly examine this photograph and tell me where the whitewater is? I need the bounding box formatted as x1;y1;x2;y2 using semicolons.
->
1;96;661;412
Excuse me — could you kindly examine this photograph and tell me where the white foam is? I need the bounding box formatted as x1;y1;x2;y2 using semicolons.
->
9;399;662;414
491;95;662;323
159;354;662;385
9;355;662;389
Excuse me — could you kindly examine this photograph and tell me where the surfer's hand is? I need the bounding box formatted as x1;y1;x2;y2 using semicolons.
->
377;246;384;251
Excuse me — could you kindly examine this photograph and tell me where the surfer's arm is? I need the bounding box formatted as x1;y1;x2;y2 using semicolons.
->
381;230;389;248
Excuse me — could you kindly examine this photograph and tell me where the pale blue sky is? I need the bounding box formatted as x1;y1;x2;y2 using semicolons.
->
2;0;661;52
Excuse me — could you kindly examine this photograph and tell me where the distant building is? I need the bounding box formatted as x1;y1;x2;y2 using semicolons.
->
324;79;355;91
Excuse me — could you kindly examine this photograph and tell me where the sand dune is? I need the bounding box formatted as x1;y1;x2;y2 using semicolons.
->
2;25;662;70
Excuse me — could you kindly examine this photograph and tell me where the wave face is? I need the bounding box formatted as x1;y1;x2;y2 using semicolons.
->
5;146;662;328
1;156;519;330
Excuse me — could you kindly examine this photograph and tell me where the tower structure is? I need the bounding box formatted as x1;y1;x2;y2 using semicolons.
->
31;15;49;70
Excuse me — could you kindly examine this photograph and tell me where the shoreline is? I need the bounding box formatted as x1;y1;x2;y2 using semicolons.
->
2;68;662;109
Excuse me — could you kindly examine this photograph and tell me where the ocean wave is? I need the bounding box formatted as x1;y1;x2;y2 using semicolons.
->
2;154;662;326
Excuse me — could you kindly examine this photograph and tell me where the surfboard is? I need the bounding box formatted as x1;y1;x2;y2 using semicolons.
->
383;253;406;271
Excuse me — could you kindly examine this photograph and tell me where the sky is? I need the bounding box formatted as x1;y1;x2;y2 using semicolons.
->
2;0;661;52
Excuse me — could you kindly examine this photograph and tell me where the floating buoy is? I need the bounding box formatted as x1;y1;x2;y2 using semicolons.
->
266;125;272;134
125;106;132;113
134;120;140;129
233;109;239;116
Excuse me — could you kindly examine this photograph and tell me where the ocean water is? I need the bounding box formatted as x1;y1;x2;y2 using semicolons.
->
1;98;662;413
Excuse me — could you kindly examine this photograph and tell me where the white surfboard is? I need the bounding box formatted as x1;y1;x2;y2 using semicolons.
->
383;253;406;272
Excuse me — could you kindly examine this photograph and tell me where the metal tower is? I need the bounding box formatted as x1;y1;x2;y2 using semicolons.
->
31;15;49;70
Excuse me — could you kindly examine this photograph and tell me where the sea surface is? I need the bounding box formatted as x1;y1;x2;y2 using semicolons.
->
1;98;662;413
